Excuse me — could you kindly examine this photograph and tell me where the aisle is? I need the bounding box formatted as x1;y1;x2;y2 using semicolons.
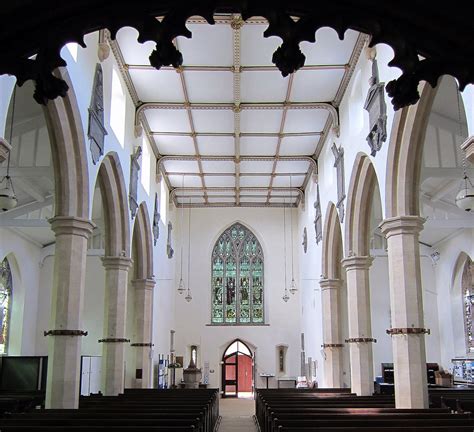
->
218;397;257;432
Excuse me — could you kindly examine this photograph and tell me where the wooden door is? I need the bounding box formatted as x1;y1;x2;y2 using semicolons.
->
237;354;252;392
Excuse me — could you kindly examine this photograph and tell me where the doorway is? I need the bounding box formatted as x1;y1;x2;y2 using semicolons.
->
222;339;254;398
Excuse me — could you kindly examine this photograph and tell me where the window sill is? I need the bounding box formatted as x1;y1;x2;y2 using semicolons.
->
206;323;269;327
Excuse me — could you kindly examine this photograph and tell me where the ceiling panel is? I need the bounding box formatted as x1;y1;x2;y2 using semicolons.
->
279;136;318;156
241;71;289;102
145;109;191;133
185;71;234;103
162;159;200;173
300;28;359;65
208;196;236;203
168;174;202;188
291;69;345;102
129;69;183;102
240;160;274;173
241;24;281;66
241;196;267;203
269;196;297;204
178;24;233;66
283;109;329;133
115;27;155;64
204;175;235;187
240;136;278;156
187;196;206;204
175;189;204;196
198;136;235;156
239;176;270;187
241;109;282;133
276;160;311;173
201;160;235;173
240;188;269;195
192;109;234;133
272;175;306;187
154;135;195;156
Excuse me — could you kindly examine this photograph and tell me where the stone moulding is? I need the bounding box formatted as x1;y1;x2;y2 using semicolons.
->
0;2;472;110
386;328;431;336
44;329;88;337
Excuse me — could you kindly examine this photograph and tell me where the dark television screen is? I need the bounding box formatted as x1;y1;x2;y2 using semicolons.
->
0;356;43;391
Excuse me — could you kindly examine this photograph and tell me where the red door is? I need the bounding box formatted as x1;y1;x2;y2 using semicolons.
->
238;354;252;392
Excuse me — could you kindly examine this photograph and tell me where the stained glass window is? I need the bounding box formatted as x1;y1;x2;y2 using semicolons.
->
463;261;474;353
0;258;12;355
212;223;264;324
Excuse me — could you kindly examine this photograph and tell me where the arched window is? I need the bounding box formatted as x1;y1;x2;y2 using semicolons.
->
0;258;12;355
463;258;474;353
211;223;264;324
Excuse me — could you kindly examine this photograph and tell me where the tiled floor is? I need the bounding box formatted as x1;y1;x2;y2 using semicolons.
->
218;397;257;432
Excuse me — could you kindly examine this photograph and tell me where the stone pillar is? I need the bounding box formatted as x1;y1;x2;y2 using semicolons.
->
342;256;375;396
380;216;429;409
130;278;155;388
100;256;132;395
461;136;474;164
319;278;344;388
45;216;94;409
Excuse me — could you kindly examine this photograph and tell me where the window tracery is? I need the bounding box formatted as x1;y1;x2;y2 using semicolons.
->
211;223;264;324
0;258;12;355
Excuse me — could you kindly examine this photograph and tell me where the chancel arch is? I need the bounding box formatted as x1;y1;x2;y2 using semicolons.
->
211;222;264;325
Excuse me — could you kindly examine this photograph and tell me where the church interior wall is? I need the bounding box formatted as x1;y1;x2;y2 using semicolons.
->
173;207;302;389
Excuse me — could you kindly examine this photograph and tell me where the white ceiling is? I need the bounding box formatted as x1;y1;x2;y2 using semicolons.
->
114;15;365;207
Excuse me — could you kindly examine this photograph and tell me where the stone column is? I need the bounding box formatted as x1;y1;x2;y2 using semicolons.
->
341;256;375;396
45;216;94;409
380;216;429;409
319;278;343;388
130;278;155;388
100;256;132;396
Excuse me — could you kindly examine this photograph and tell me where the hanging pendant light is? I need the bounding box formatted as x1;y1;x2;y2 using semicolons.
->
454;87;474;212
282;194;290;302
185;196;192;303
0;86;18;212
177;174;186;294
289;175;297;294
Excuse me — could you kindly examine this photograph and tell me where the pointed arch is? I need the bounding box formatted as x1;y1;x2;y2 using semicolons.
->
132;202;154;280
96;152;130;257
385;81;437;217
44;68;90;219
211;222;264;325
345;153;381;256
322;202;343;279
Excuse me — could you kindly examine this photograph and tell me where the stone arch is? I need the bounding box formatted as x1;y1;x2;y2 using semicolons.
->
322;202;343;279
96;152;130;257
345;153;381;256
132;202;153;280
385;82;437;218
43;68;90;219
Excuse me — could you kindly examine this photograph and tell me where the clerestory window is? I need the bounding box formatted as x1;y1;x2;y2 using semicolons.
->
211;223;264;324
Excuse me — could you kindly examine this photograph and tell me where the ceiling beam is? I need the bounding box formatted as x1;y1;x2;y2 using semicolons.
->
428;179;459;201
0;166;52;177
13;177;48;202
0;219;50;227
126;63;347;72
0;195;54;219
424;218;474;229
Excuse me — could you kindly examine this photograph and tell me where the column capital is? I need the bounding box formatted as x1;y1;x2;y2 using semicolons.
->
49;216;95;238
132;278;156;291
461;135;474;164
319;278;342;290
101;255;133;270
379;216;425;238
341;255;374;270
